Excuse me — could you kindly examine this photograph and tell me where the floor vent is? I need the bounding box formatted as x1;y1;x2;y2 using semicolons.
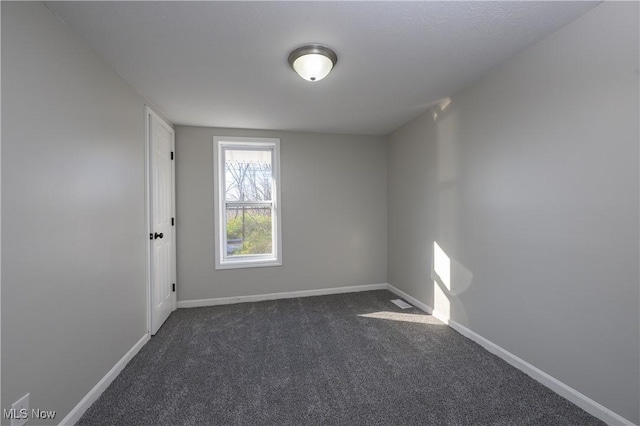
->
391;299;412;309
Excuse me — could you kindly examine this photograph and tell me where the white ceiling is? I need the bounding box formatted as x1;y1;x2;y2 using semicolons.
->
46;1;598;135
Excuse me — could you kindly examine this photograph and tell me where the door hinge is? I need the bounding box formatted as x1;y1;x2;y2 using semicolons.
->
172;283;176;292
172;217;175;226
171;151;174;160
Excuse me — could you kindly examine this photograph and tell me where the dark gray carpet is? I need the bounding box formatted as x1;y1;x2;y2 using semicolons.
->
78;290;603;425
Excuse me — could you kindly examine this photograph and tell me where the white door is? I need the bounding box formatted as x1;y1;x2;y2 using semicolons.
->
148;108;176;335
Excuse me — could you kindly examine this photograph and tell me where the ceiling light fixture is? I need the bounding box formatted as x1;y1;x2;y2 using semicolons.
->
288;44;338;82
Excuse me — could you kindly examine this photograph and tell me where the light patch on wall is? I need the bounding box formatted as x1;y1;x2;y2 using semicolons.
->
433;241;451;290
433;282;451;321
433;241;451;320
431;97;452;121
439;97;452;112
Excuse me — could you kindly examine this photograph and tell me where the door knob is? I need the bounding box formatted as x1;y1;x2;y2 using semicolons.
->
154;232;164;239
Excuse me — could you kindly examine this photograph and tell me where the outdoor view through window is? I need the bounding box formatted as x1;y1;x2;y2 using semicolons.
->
224;149;273;257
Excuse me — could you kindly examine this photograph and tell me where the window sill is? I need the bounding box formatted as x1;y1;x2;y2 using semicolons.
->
215;259;282;270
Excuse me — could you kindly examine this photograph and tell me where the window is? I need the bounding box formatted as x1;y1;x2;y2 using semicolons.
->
214;137;282;269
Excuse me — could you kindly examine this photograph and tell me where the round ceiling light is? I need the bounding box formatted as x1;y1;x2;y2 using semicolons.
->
288;44;338;82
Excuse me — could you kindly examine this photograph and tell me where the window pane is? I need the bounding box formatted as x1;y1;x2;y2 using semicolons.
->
224;149;272;202
226;206;273;256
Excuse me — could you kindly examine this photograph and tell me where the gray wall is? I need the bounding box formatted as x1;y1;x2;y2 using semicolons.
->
2;2;149;423
388;2;639;423
175;126;387;301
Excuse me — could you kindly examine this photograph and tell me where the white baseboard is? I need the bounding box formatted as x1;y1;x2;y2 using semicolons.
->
59;334;150;426
385;283;636;426
176;283;389;308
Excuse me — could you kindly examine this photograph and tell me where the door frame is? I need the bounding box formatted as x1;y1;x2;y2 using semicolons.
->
145;105;177;334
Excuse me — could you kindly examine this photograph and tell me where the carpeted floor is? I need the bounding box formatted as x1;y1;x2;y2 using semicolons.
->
78;290;604;425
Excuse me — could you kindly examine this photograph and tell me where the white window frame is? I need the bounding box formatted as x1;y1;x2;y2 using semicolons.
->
214;136;282;269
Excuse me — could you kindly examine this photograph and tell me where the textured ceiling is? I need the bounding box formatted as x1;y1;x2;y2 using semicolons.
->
46;1;598;135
